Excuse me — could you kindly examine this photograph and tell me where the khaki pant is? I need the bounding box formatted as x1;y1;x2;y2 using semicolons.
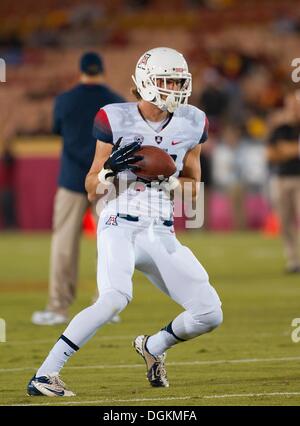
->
47;187;97;315
228;184;246;230
275;176;300;269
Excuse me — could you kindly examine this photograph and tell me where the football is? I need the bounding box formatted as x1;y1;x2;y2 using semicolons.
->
132;145;177;180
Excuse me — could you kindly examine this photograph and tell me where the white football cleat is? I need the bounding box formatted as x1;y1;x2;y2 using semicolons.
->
31;310;68;326
27;373;75;397
133;335;169;387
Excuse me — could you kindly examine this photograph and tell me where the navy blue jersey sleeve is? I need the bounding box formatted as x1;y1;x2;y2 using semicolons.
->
93;108;113;144
199;115;209;144
53;95;63;135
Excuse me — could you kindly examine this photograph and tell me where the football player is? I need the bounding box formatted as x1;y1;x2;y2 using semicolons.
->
27;47;223;396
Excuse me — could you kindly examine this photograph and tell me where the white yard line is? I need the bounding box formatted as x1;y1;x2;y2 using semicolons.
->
3;331;288;346
203;392;300;399
1;355;300;374
4;392;300;406
4;335;135;345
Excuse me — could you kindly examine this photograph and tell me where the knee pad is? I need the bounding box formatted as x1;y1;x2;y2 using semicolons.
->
192;306;223;333
171;306;223;341
63;289;131;347
94;289;130;315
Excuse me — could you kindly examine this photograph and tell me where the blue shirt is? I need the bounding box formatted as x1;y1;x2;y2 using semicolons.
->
53;83;125;193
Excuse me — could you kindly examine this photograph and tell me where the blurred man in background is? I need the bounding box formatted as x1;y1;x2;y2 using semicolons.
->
267;91;300;273
212;124;246;230
32;52;125;325
0;147;17;229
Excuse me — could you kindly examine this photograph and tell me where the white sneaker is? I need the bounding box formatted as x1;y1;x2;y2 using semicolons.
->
31;310;68;326
27;373;75;397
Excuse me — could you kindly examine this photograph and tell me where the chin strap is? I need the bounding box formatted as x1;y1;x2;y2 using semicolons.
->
151;93;179;113
164;94;178;113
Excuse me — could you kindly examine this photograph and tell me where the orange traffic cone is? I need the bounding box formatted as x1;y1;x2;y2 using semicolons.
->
83;208;96;238
263;211;280;236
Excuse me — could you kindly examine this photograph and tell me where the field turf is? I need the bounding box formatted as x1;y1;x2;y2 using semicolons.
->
0;231;300;406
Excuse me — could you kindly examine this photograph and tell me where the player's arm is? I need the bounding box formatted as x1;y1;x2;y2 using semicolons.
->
87;107;115;203
85;138;143;202
266;145;281;163
176;144;201;202
276;139;300;160
171;112;207;202
85;140;113;202
267;140;300;163
87;108;143;202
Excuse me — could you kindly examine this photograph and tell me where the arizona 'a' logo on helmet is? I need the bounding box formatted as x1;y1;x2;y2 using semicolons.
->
137;53;151;70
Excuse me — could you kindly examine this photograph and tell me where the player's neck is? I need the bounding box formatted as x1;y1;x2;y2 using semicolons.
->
138;101;169;122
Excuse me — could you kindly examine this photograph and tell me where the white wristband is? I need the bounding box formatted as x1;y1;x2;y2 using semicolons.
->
97;168;114;184
168;176;180;190
159;176;180;192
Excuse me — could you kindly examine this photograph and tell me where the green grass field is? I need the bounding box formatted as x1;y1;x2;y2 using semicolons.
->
0;231;300;406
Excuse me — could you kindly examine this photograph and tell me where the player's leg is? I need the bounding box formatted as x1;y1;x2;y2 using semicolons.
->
277;178;300;271
146;235;222;349
28;221;135;396
48;188;89;313
133;231;222;386
32;188;89;325
291;177;300;270
133;249;171;387
90;202;121;324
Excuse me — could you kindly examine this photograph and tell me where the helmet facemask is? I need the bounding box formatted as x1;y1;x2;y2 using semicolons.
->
150;74;192;112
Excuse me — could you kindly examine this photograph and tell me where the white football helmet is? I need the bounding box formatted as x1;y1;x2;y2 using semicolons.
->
132;47;192;113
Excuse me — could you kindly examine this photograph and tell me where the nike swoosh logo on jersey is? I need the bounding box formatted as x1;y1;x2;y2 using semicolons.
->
171;141;183;145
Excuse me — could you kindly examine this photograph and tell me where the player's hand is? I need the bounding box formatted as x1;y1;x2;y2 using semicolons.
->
104;137;143;176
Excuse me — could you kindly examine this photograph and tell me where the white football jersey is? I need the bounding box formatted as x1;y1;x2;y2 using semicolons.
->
93;102;208;219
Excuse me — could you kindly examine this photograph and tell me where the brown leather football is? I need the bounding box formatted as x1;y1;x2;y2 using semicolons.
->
133;145;176;180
